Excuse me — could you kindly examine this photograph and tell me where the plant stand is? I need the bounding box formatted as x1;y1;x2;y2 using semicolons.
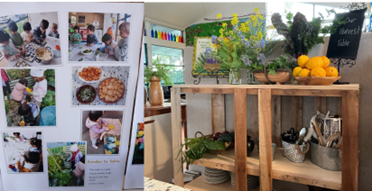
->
171;84;359;191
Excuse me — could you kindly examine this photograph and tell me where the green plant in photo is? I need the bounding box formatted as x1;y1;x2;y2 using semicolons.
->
41;90;56;108
144;58;173;86
44;69;55;87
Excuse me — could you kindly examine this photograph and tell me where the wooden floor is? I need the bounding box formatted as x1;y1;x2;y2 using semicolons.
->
192;147;341;190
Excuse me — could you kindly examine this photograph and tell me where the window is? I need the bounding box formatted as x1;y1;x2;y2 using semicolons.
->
71;16;76;26
151;45;184;84
266;3;371;39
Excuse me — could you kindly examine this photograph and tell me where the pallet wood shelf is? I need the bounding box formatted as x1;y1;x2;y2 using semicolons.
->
192;148;341;190
171;84;359;191
185;176;260;191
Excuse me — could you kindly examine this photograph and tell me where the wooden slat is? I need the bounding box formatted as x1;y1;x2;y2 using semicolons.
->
341;90;359;191
272;96;281;147
191;148;341;190
175;84;359;91
291;97;303;132
211;94;225;133
180;87;343;97
171;87;184;187
258;89;272;191
250;96;259;144
234;89;247;191
314;97;327;114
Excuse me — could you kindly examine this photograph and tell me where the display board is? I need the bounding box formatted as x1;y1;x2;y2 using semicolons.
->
0;2;144;191
327;9;366;59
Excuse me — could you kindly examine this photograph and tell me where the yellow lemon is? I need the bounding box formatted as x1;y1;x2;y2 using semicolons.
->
298;68;310;77
292;67;303;77
306;57;324;69
321;56;330;68
109;125;115;130
311;67;326;77
325;67;338;77
297;55;310;68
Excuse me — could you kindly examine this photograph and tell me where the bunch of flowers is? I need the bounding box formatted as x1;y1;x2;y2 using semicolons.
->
212;8;269;71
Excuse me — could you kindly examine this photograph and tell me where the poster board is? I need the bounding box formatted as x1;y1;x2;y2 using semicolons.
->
326;9;366;59
0;2;144;191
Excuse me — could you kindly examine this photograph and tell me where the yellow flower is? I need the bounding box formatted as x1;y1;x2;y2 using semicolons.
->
229;31;233;35
217;13;222;19
222;23;227;28
259;15;265;20
254;8;260;13
219;28;225;35
232;13;238;17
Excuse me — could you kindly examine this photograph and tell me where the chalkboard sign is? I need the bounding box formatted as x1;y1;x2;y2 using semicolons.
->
327;9;366;59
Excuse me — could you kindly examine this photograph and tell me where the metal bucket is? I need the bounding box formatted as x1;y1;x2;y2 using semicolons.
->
310;141;341;171
282;140;309;163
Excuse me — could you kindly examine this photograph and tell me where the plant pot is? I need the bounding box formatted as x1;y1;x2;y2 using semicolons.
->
149;76;164;106
229;68;241;85
253;71;291;85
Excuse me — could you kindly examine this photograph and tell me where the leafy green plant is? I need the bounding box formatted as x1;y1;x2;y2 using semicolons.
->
265;55;296;75
4;101;9;114
44;69;55;87
177;136;225;166
144;58;173;86
48;153;73;187
5;69;30;80
41;90;56;108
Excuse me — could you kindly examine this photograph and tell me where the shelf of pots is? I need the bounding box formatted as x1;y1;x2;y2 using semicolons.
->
171;84;359;191
144;58;173;106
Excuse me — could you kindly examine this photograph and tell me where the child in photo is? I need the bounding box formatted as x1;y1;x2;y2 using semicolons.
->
115;22;130;61
86;111;109;149
12;132;26;142
32;19;49;44
102;33;116;55
7;21;24;49
86;25;98;46
74;155;85;185
67;144;83;167
18;96;40;126
17;151;40;172
10;78;29;102
29;138;42;153
21;22;33;44
70;26;81;44
30;68;47;107
47;23;59;39
0;29;24;61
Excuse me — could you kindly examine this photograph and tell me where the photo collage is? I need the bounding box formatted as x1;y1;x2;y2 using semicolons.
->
0;2;144;191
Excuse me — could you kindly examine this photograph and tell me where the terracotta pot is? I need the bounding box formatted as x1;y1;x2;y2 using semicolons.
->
149;76;164;106
253;71;291;85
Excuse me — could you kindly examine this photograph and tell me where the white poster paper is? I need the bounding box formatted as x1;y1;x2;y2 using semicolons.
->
0;2;144;191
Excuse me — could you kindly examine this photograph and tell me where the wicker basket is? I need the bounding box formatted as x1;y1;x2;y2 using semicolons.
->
195;131;233;154
282;140;310;163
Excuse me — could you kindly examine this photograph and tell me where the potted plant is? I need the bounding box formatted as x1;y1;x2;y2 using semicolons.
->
250;55;296;84
212;8;269;85
144;59;173;106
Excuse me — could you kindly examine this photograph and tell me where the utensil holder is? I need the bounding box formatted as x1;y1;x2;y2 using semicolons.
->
310;141;341;171
282;140;309;163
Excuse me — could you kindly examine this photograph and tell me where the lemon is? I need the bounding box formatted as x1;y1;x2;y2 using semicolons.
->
306;57;323;69
293;67;303;77
298;68;310;77
325;67;338;77
311;67;326;77
321;56;330;69
297;55;310;68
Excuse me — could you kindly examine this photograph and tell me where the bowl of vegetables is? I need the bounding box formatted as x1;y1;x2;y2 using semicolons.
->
80;49;93;56
76;85;96;104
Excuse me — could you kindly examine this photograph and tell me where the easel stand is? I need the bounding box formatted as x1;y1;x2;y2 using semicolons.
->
333;58;354;85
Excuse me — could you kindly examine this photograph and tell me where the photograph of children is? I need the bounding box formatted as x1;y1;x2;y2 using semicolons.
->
0;12;61;67
2;131;43;173
71;66;129;106
68;12;131;62
82;110;123;155
132;123;144;164
47;142;86;187
1;68;56;127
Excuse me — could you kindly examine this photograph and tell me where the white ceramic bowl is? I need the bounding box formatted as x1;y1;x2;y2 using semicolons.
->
80;48;93;56
77;67;104;83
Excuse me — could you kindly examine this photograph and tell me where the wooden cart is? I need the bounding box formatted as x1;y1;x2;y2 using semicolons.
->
171;84;359;191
